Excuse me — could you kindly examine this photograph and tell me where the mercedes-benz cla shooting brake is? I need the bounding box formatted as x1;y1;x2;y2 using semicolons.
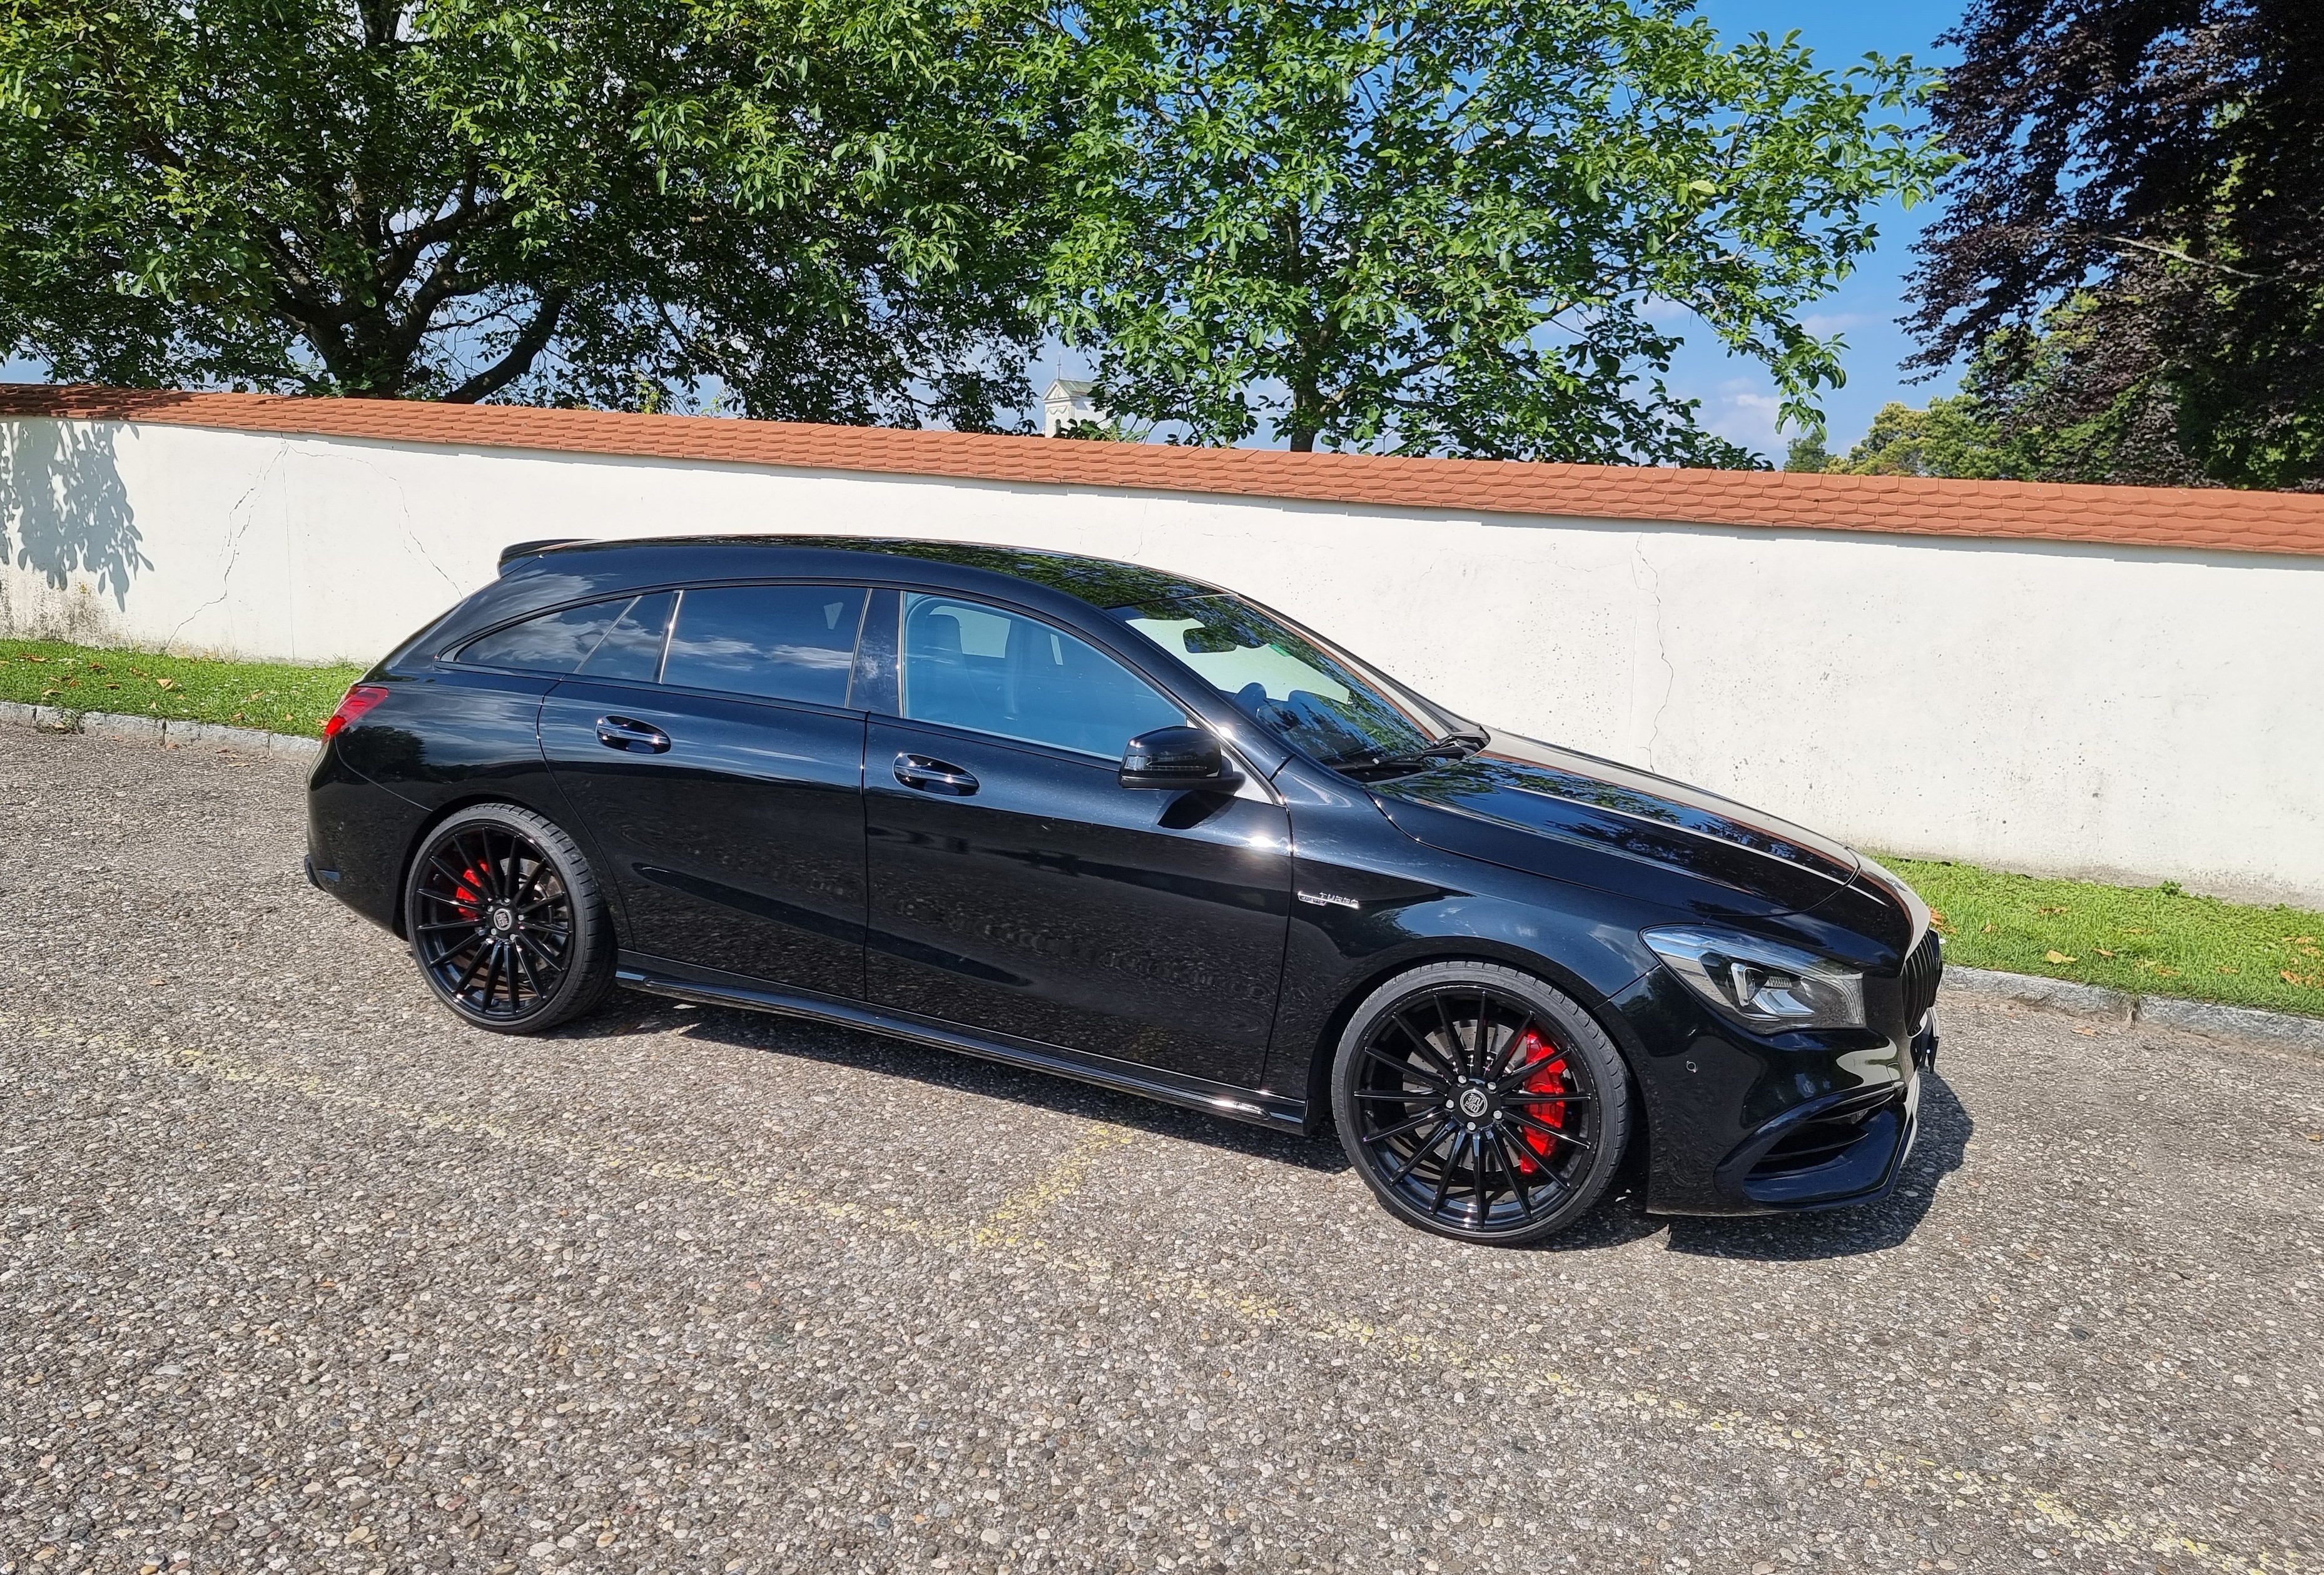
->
307;537;1941;1245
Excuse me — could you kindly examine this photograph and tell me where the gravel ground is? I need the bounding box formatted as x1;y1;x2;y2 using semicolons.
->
1;727;2318;1575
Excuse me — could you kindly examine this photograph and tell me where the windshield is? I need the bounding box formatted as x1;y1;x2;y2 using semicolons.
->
1109;594;1456;770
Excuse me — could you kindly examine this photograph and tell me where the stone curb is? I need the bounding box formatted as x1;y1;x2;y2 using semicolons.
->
1944;963;2324;1055
0;697;320;757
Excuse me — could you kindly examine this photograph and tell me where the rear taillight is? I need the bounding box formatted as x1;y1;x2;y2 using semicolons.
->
324;684;391;739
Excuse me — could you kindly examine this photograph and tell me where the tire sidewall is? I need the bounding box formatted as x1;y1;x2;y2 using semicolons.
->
1330;961;1632;1245
403;804;612;1033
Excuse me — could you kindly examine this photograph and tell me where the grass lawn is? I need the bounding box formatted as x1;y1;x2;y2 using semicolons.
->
1882;854;2324;1020
0;637;363;739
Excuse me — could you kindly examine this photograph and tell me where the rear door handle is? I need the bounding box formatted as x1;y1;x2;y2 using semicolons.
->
893;752;978;796
596;716;671;754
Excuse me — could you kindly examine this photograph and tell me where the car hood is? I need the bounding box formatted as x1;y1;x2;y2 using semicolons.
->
1369;730;1863;918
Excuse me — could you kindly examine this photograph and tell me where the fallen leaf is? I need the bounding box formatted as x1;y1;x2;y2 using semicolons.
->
2071;1026;2098;1038
2037;905;2069;916
2139;961;2180;976
2045;950;2077;964
2305;1133;2323;1143
2216;965;2240;975
155;677;176;689
2096;948;2117;957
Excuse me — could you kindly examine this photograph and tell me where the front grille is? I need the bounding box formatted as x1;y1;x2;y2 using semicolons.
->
1900;926;1944;1026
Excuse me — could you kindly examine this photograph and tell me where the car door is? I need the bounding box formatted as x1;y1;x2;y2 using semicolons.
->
863;590;1294;1088
537;582;872;996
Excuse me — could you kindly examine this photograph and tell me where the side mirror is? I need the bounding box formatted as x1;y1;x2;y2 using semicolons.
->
1119;726;1244;791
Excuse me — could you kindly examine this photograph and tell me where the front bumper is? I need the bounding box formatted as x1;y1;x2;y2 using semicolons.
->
1614;954;1942;1217
1712;1008;1936;1209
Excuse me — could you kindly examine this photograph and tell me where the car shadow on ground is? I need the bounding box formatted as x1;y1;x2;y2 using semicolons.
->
556;997;1972;1258
1656;1070;1975;1262
556;995;1355;1175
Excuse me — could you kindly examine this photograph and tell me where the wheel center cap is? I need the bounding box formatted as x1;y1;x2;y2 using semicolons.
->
490;908;514;933
1458;1087;1491;1119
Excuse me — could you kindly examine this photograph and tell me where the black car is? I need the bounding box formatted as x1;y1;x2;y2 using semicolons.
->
307;536;1941;1245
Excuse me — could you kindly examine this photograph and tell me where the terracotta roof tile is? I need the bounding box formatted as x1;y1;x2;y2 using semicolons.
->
5;383;2322;558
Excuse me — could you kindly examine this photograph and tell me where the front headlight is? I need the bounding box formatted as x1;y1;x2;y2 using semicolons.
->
1641;926;1866;1032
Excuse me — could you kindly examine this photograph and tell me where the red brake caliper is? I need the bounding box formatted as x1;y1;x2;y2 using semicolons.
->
1509;1028;1570;1174
450;864;490;923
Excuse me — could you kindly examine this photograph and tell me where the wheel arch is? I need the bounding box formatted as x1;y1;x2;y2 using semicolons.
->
388;790;575;939
1296;936;1653;1144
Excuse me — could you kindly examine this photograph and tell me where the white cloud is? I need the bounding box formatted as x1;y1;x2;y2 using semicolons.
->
1692;376;1788;454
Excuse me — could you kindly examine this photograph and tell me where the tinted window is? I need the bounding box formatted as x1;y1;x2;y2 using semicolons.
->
900;593;1182;757
459;597;631;672
577;591;674;682
662;584;868;707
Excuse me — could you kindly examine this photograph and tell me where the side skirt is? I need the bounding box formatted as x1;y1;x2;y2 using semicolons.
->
614;954;1310;1137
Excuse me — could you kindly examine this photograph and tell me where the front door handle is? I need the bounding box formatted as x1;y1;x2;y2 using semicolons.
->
596;716;671;754
893;752;978;796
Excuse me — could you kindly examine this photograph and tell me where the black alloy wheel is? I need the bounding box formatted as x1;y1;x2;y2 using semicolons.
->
403;804;614;1033
1332;961;1631;1244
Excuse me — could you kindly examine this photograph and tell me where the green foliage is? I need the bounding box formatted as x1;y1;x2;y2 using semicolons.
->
1045;0;1947;460
0;0;1065;425
1882;853;2324;1020
1826;396;2012;479
1908;1;2324;490
1782;428;1830;472
0;639;362;736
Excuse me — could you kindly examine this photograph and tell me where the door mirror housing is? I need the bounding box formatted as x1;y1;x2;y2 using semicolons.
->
1119;726;1243;791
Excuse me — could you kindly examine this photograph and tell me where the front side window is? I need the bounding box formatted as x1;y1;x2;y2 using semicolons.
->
900;593;1183;758
1110;594;1447;768
661;584;868;706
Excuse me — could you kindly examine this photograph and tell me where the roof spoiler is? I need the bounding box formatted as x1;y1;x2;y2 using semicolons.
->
497;538;592;573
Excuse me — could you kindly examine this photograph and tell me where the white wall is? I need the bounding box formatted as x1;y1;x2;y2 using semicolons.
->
5;415;2319;907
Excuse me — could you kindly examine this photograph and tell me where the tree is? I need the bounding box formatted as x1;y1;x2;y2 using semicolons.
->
1043;0;1947;461
1822;398;2014;479
0;0;1067;425
1907;0;2324;490
1783;427;1832;472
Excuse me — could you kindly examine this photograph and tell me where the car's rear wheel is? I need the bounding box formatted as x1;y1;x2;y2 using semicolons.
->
1331;961;1631;1245
403;804;614;1034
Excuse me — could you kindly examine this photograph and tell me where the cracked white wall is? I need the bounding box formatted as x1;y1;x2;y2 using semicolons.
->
3;413;2319;906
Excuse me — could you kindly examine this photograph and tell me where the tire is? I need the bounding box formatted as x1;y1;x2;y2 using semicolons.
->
402;803;616;1035
1331;961;1632;1245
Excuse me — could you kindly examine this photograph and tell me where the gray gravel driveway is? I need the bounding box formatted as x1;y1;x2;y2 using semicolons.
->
1;727;2318;1575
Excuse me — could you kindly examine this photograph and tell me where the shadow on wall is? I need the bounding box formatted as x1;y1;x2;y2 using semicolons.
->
1;418;148;628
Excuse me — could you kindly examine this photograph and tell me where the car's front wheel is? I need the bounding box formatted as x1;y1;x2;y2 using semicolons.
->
1331;961;1632;1245
403;804;614;1034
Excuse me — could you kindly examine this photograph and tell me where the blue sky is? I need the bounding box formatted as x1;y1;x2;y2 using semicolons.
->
1665;0;1970;458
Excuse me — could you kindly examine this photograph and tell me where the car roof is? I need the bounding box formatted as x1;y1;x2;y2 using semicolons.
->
506;535;1226;610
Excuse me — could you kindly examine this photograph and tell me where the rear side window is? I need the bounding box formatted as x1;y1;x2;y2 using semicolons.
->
459;592;675;677
459;598;628;672
577;592;674;681
661;584;869;706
